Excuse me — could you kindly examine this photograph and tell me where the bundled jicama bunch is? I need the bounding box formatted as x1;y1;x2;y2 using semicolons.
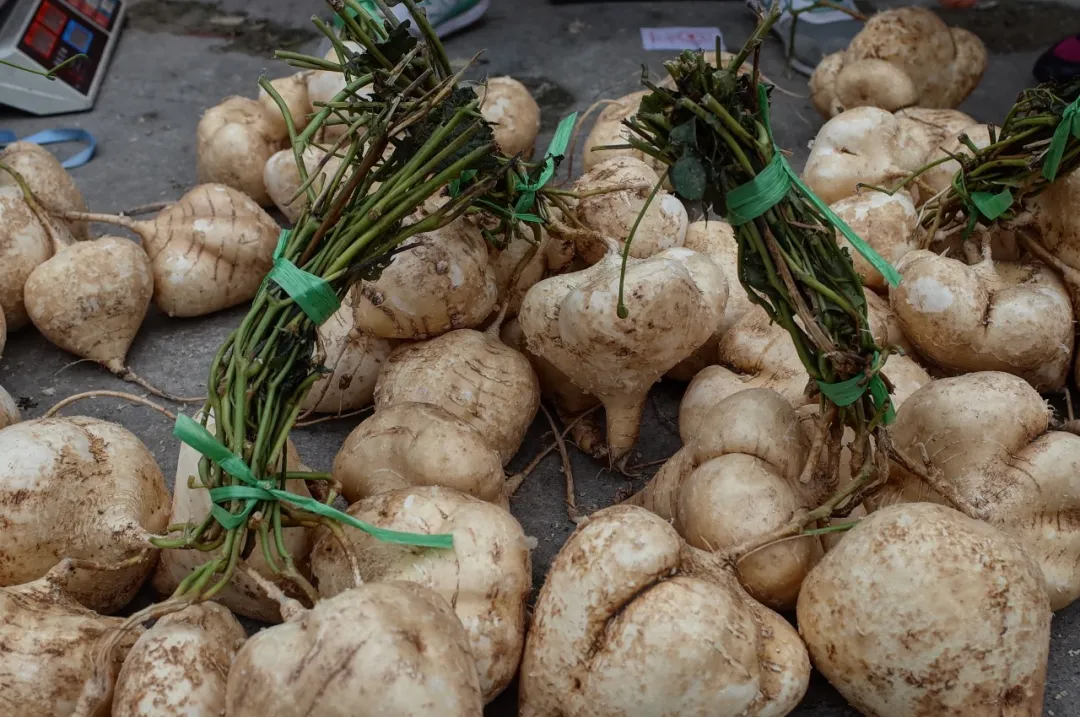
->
0;416;170;613
799;503;1051;716
520;505;810;717
809;7;986;118
311;486;532;702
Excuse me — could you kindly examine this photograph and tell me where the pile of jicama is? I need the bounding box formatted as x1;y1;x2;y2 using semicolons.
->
1;2;1079;717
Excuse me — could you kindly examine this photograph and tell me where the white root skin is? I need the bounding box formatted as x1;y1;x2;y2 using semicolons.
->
225;582;483;717
582;91;666;174
519;247;727;460
677;296;930;442
258;72;312;140
307;42;371;143
573;157;688;263
0;417;169;613
920;123;991;199
264;146;345;224
798;503;1050;716
332;401;508;507
0;185;53;329
24;236;153;374
311;486;532;703
479;76;541;159
830;190;919;291
0;141;89;241
501;316;599;416
196;97;282;206
880;371;1080;610
487;225;575;317
0;385;19;429
0;573;143;717
630;388;826;610
151;411;313;623
667;219;753;381
890;250;1074;391
112;603;247;717
374;320;541;465
519;504;809;717
807;8;987;118
353;218;497;339
119;184;280;317
893;107;978;159
0;303;5;358
803;106;929;205
300;291;393;414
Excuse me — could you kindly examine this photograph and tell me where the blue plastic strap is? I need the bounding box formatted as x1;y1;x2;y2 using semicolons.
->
0;128;96;168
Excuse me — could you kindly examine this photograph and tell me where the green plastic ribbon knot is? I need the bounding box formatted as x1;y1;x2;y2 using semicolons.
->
173;414;453;548
1043;95;1080;182
816;353;895;425
512;111;578;221
724;85;901;288
267;229;341;325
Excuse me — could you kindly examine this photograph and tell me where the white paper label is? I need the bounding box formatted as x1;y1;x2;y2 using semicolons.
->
780;0;857;24
640;27;725;52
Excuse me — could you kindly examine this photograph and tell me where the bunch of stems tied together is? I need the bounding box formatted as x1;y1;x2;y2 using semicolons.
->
619;4;942;546
152;0;566;605
886;78;1080;259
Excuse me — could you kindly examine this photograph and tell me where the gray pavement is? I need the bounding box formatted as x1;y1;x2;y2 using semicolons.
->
1;0;1079;714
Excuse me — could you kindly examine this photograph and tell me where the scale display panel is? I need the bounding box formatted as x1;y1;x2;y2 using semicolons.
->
0;0;125;114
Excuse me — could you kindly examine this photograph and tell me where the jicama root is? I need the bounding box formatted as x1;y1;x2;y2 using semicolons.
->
0;141;89;240
258;72;312;139
0;185;54;329
629;388;827;610
0;384;19;429
59;184;280;317
196;97;282;206
581;91;666;173
808;8;987;118
299;292;394;414
352;218;497;339
830;190;920;291
881;371;1080;610
519;247;727;462
890;250;1074;391
225;582;483;717
519;504;809;717
0;417;169;613
573;156;688;263
332;401;508;507
479;76;541;158
24;235;159;392
112;602;247;717
264;145;344;223
311;486;531;702
374;311;540;464
0;565;144;717
798;503;1049;716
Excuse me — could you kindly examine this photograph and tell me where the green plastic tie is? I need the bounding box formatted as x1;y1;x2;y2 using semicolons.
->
970;188;1014;221
816;353;895;425
513;112;578;217
173;414;453;548
332;1;384;30
1043;95;1080;181
725;85;901;288
267;229;341;325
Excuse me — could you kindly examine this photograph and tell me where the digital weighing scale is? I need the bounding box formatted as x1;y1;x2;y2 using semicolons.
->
0;0;124;115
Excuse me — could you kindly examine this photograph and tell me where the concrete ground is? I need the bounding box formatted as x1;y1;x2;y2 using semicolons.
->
2;0;1079;714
